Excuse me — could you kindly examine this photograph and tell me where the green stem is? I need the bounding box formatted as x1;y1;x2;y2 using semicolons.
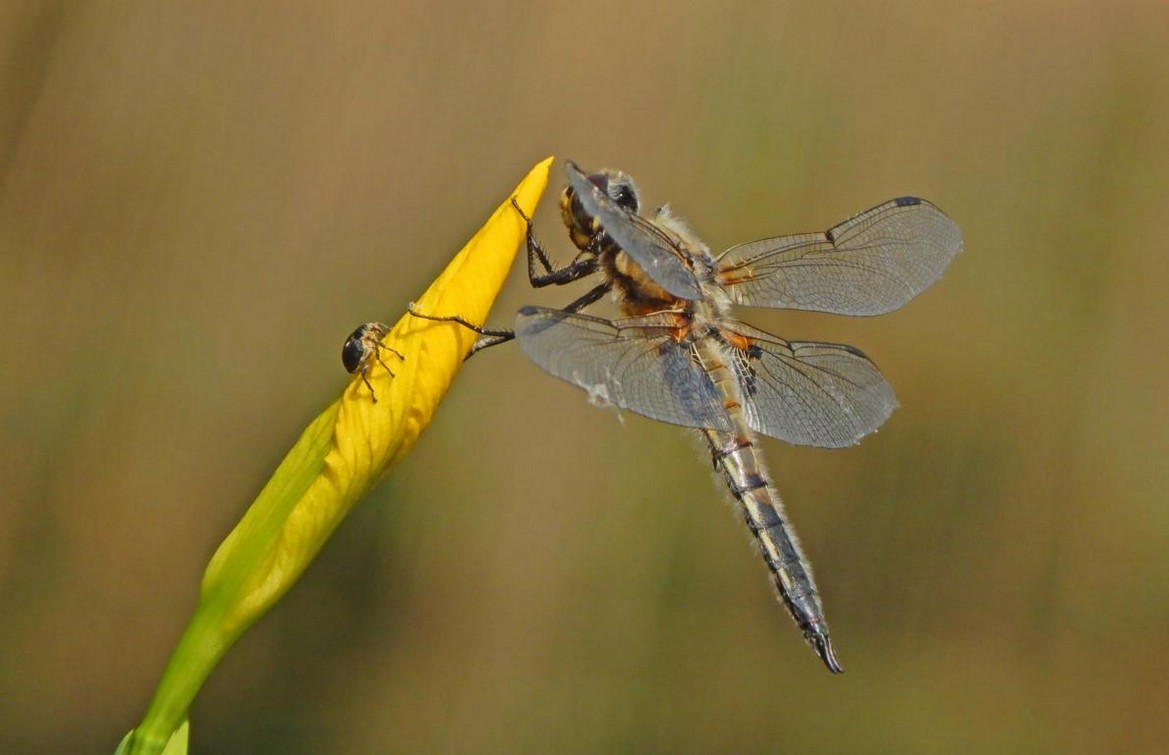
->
126;608;233;754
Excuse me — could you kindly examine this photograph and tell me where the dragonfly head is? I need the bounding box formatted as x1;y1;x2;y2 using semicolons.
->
560;168;641;251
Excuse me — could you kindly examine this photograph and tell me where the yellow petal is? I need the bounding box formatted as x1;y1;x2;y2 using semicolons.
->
214;155;551;626
127;157;552;755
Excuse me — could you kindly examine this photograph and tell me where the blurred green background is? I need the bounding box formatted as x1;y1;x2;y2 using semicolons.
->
2;2;1167;753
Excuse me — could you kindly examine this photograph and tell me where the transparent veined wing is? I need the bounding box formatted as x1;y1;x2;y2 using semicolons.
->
514;305;733;431
516;307;897;448
566;161;704;301
726;322;898;447
715;197;962;316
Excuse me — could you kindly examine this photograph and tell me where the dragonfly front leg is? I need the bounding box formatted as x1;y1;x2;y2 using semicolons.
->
511;197;599;287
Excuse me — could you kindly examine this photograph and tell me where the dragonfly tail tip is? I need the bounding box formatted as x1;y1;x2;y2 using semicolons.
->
816;635;844;674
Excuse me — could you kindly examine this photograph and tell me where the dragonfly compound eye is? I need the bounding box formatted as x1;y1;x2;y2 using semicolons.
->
584;170;641;215
604;172;640;214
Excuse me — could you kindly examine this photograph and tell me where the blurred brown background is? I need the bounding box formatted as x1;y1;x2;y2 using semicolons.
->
2;2;1167;753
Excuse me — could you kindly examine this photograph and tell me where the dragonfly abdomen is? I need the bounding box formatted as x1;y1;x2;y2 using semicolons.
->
695;337;843;673
704;429;842;673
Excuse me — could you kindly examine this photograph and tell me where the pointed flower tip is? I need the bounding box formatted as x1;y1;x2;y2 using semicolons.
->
338;154;552;472
206;157;552;623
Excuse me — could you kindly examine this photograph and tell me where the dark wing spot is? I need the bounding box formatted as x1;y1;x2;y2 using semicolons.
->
893;196;922;207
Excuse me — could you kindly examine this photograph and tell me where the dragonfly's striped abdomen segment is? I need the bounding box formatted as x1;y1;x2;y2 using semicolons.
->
695;336;843;673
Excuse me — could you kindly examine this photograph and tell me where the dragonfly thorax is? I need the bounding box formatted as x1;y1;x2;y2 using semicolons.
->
604;249;685;315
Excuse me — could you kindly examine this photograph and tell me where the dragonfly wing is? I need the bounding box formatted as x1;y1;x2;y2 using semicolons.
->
728;323;898;447
515;306;734;432
716;197;962;316
566;161;704;301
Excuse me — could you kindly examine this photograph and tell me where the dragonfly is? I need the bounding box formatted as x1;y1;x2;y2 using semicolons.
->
503;161;963;672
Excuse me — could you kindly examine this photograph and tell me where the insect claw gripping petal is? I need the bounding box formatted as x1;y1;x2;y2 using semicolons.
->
510;195;533;224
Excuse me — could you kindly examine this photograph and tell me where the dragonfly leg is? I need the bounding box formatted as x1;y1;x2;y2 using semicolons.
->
511;197;599;288
406;303;515;357
562;282;610;314
468;333;512;354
